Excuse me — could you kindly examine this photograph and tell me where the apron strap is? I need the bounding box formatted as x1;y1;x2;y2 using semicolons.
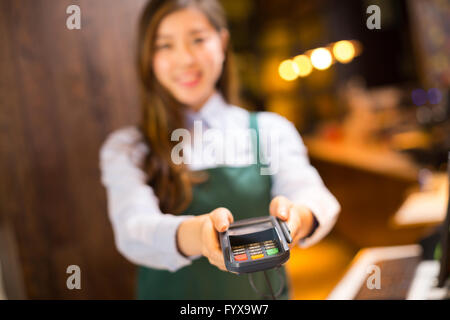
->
249;112;268;168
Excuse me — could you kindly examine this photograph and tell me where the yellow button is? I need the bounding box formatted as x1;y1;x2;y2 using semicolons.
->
251;254;264;260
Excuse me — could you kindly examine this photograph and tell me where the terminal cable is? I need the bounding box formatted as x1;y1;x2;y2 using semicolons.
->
248;266;285;300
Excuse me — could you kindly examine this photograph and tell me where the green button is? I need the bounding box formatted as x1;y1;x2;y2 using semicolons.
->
266;248;279;256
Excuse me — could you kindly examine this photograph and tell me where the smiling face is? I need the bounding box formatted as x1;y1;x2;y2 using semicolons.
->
152;7;229;111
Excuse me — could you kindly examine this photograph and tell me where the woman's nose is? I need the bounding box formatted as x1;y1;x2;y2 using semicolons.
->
176;42;196;66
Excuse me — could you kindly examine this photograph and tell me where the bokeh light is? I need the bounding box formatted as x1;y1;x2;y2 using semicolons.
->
278;59;299;81
427;88;442;104
310;48;332;70
411;89;428;106
293;55;313;77
332;40;355;63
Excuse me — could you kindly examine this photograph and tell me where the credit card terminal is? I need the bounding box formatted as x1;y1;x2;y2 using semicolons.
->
219;216;292;274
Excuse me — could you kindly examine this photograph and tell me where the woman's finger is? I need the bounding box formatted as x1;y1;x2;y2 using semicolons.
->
210;207;234;232
287;207;303;247
269;196;292;220
213;256;227;271
208;245;226;271
202;216;227;269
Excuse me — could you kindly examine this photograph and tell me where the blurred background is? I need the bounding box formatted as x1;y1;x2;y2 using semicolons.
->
0;0;449;299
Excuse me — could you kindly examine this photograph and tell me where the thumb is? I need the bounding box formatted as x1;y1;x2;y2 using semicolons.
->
269;196;292;221
209;207;234;232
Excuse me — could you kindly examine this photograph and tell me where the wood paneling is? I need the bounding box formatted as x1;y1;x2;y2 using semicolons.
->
0;0;147;298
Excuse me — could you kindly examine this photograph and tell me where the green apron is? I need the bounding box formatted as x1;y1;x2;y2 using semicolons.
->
137;112;291;300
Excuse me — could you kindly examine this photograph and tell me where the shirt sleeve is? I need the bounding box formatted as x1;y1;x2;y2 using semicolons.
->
258;113;341;248
99;126;195;272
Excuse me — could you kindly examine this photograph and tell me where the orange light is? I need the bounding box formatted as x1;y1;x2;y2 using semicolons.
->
293;55;313;77
310;48;332;70
278;60;298;81
333;40;355;63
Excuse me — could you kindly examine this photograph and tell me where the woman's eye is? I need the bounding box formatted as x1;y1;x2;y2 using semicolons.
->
155;44;171;50
193;38;205;44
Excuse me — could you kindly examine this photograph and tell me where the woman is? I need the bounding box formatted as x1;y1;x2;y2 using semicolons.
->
100;0;340;299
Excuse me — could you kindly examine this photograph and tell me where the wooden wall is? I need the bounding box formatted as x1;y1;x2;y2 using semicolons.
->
0;0;147;298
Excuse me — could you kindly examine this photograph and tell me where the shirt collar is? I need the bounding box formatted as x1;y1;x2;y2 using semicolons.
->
185;91;229;129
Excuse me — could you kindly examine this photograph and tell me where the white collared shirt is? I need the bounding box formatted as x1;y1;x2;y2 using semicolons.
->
99;92;340;272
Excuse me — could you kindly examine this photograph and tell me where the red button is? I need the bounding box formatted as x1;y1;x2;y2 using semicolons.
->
234;253;248;261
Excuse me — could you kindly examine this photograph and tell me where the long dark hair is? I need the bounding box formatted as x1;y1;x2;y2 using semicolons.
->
137;0;239;214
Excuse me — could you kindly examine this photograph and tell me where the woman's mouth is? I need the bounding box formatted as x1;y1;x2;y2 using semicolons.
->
177;72;202;88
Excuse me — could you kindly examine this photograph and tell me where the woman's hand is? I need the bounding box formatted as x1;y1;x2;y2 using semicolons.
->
176;207;233;272
199;207;234;271
269;196;314;248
